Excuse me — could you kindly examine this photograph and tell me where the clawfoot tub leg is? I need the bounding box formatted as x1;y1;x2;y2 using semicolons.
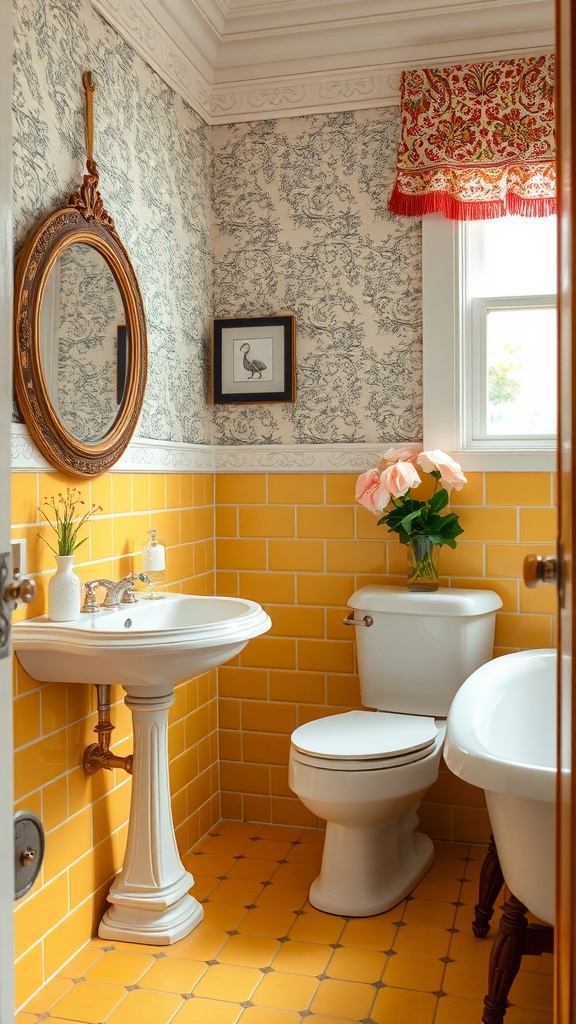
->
481;893;554;1024
473;834;504;938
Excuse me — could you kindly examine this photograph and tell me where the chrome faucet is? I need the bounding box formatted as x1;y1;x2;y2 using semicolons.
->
82;573;151;612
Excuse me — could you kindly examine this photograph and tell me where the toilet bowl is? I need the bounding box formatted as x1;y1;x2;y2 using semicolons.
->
289;586;502;917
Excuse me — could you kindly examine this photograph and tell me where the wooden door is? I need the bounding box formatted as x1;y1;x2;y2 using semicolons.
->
555;0;575;1020
0;0;14;1017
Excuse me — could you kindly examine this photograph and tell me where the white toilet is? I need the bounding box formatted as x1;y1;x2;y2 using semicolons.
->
289;584;502;917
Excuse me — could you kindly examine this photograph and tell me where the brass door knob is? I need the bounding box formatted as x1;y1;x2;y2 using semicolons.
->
523;554;558;588
4;577;36;607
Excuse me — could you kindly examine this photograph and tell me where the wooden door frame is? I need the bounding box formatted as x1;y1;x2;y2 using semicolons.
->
0;0;14;1017
555;0;575;1020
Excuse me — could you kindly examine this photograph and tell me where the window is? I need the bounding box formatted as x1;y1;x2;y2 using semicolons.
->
423;214;557;471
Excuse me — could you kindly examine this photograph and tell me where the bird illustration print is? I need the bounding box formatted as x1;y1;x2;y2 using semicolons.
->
240;342;267;380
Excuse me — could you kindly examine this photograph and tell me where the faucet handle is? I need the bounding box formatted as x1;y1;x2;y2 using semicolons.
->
82;582;100;613
119;573;151;603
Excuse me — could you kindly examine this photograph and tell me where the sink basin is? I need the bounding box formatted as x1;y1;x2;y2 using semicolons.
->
444;648;556;924
12;591;271;946
13;592;271;693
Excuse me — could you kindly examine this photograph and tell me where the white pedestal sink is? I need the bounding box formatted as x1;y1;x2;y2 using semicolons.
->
13;593;271;944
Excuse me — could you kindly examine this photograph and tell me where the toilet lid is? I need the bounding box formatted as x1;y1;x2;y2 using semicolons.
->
291;710;438;762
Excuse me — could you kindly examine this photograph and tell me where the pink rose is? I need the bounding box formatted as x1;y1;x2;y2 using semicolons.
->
355;468;390;512
382;460;421;498
417;449;467;491
378;447;420;469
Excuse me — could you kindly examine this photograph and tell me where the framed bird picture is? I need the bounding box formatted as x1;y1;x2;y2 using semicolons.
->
212;314;296;404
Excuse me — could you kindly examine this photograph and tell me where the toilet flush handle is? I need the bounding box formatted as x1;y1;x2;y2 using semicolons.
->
342;611;373;627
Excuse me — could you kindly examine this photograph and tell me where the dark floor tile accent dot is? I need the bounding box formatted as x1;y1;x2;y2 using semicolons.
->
153;951;167;959
374;981;387;990
217;875;228;881
71;978;84;985
246;904;257;910
206;960;219;967
457;876;468;883
439;956;455;964
294;909;306;917
433;990;447;998
384;949;397;957
125;985;139;992
393;920;406;927
261;966;275;974
102;945;115;951
240;1002;253;1009
330;943;343;949
446;928;460;934
452;900;464;907
277;859;288;864
405;894;414;901
227;930;240;936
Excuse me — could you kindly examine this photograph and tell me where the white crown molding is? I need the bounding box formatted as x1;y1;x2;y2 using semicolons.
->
11;424;406;474
91;0;553;123
211;71;401;122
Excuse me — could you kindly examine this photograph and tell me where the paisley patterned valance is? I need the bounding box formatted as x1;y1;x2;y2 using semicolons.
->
388;55;556;220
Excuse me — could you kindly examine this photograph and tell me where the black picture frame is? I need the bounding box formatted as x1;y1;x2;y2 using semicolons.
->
116;324;128;405
212;314;296;404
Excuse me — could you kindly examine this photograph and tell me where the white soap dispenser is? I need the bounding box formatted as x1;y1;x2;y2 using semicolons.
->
142;528;166;600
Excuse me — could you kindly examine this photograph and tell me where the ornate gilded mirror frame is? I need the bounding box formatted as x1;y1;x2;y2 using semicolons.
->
14;71;147;477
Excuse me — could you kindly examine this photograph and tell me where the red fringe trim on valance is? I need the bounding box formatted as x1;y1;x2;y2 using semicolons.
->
388;185;557;221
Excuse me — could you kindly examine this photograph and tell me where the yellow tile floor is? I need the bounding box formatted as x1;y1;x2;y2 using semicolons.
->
18;822;553;1024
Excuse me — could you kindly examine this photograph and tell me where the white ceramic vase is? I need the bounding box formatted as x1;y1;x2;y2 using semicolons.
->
48;555;81;622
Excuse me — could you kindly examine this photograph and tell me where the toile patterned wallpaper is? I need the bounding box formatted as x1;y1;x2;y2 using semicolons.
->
50;245;125;442
212;112;422;446
12;0;212;445
13;0;423;451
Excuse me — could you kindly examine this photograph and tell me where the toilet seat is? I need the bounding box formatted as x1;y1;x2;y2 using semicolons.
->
290;710;438;772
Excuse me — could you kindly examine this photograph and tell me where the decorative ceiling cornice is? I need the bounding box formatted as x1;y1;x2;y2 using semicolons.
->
91;0;554;122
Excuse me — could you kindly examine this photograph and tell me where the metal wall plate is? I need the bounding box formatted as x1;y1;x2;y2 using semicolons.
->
14;810;45;900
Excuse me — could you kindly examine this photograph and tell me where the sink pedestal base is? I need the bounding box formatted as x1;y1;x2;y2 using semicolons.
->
98;687;204;945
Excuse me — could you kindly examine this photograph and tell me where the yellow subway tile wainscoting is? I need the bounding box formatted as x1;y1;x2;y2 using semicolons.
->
11;471;218;1007
215;470;556;835
11;467;556;1012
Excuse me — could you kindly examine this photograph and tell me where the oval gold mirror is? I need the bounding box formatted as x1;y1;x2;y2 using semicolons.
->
14;72;147;477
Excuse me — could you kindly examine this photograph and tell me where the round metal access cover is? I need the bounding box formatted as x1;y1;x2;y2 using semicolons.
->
14;809;45;900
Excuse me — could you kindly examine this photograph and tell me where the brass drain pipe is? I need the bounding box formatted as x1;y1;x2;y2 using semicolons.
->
83;684;133;776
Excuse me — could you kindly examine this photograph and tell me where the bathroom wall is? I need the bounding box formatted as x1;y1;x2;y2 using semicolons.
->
210;108;557;838
211;110;422;447
13;0;212;443
215;469;557;840
11;0;216;1006
11;470;217;1007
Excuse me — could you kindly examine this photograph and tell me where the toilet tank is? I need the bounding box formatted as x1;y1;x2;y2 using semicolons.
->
348;585;502;718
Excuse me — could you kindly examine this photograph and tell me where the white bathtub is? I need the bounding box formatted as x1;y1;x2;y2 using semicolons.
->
444;648;556;925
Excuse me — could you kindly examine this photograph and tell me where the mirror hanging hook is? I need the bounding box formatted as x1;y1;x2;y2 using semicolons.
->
82;70;95;169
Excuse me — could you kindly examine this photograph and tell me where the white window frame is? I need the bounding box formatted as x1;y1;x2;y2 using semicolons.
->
422;213;557;471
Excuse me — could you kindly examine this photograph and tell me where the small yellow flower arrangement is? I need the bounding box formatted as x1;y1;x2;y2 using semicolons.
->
38;488;102;556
